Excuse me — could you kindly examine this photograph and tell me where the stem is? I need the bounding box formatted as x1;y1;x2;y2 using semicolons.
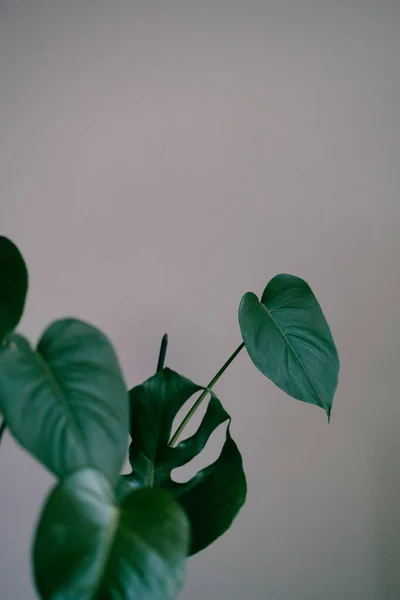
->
168;342;245;447
157;333;168;373
0;418;6;446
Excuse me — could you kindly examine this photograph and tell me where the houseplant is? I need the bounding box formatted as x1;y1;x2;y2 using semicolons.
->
0;235;339;599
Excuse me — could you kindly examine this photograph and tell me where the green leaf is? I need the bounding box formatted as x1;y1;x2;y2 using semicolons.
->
122;368;247;554
0;319;129;481
34;468;189;600
165;428;246;555
0;236;28;342
127;368;203;487
239;274;339;418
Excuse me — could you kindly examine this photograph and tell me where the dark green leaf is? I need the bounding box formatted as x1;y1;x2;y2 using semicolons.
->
0;236;28;341
123;368;247;554
0;319;129;481
239;274;339;418
165;428;246;555
34;468;189;600
127;368;203;487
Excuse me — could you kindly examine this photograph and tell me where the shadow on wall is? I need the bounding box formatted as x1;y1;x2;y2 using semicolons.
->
373;422;400;599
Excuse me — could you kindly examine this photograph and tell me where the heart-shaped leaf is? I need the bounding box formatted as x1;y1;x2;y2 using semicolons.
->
0;236;28;342
34;468;189;600
122;368;247;554
239;274;339;418
0;319;129;481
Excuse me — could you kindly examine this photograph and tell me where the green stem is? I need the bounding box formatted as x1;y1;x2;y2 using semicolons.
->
156;333;168;373
168;342;245;447
0;418;6;446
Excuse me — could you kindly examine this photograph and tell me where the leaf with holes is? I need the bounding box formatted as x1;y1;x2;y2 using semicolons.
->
239;274;339;418
0;319;129;482
0;236;28;342
120;368;247;555
34;468;189;600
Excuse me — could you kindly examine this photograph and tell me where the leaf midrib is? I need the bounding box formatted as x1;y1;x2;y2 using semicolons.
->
94;504;172;600
92;505;120;600
260;302;325;409
36;353;91;461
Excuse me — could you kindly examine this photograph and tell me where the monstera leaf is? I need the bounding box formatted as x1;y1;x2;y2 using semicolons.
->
121;369;247;555
165;428;246;555
0;319;129;482
34;468;189;600
239;274;339;419
0;236;28;342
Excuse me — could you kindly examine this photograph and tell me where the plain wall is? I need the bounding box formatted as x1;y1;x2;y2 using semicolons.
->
1;1;399;599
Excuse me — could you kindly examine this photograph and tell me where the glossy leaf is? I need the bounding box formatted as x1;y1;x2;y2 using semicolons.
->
123;368;247;554
239;274;339;418
0;319;129;481
127;368;203;487
165;428;246;555
0;236;28;342
34;468;189;600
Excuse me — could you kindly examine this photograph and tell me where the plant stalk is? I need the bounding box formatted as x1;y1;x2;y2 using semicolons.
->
168;342;245;447
156;333;168;373
0;418;6;446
